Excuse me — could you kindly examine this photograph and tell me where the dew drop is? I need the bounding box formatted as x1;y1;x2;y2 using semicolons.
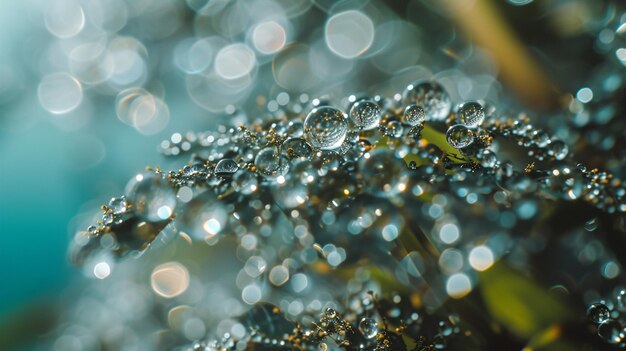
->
587;303;610;324
358;317;378;339
282;138;313;160
233;171;258;195
255;147;289;179
446;125;474;149
349;100;381;130
304;106;348;150
402;104;426;126
358;148;408;197
549;140;568;160
457;101;485;128
403;81;451;121
125;172;176;222
598;319;623;344
215;158;239;177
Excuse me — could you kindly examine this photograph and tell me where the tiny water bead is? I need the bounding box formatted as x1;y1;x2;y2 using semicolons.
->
402;81;452;121
457;101;485;128
588;303;611;324
446;125;474;149
402;104;426;126
349;100;381;130
358;317;378;339
304;106;348;150
125;172;176;222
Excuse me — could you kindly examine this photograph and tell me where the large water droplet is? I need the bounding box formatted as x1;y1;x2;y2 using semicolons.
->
176;190;227;241
304;106;348;150
446;125;474;149
282;138;313;160
349;100;381;130
125;172;176;222
402;104;426;126
457;101;485;128
215;158;239;177
255;147;289;179
358;148;408;197
358;317;378;339
233;171;258;195
598;319;623;344
588;303;610;324
403;81;451;121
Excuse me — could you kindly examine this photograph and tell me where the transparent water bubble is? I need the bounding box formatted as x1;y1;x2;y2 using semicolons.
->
587;303;610;324
125;172;176;222
349;100;381;130
457;101;485;128
549;140;568;160
176;190;228;241
403;81;452;121
255;147;289;178
282;138;313;160
478;149;497;168
304;106;348;150
402;104;426;126
598;319;623;344
446;125;474;149
358;318;378;339
385;121;404;138
532;130;550;148
108;197;128;214
358;148;408;197
233;172;258;195
215;158;239;177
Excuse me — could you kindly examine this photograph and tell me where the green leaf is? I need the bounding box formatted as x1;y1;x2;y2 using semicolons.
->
478;262;576;339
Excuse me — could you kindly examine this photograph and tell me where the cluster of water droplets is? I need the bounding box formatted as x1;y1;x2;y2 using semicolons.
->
68;79;626;350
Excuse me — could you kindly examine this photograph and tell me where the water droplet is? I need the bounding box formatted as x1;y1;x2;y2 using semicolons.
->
304;106;348;150
446;125;474;149
403;81;451;121
478;149;497;168
549;140;568;160
385;121;404;138
283;138;313;160
176;190;227;241
215;158;239;177
125;172;176;222
457;101;485;128
255;147;289;178
402;104;426;126
588;303;610;324
286;121;304;137
358;148;408;197
532;130;550;147
108;197;128;214
598;319;623;344
358;317;378;339
349;100;381;130
233;171;258;195
324;307;337;319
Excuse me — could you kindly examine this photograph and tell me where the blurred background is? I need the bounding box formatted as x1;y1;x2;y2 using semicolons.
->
0;0;623;349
